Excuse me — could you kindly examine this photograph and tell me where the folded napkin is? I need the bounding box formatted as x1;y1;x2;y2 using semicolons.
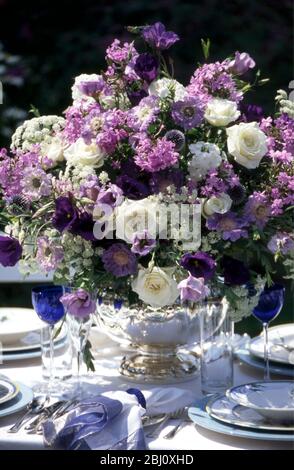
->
43;389;146;450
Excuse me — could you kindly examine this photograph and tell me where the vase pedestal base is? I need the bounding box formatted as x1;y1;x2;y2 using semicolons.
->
120;349;199;384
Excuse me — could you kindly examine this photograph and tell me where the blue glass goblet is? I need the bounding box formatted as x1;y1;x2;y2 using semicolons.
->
32;285;65;395
252;284;285;379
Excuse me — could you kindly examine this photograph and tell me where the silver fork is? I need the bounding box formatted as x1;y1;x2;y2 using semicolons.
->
146;408;186;439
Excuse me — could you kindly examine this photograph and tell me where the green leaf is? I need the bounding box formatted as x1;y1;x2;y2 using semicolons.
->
29;104;41;117
201;38;210;60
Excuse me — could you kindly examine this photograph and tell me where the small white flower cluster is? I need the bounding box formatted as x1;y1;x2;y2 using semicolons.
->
201;232;221;254
227;276;265;323
11;115;65;152
157;185;198;204
275;89;294;118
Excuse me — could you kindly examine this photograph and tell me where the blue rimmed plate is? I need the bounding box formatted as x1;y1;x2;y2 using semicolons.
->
0;382;33;418
188;397;294;442
235;348;294;378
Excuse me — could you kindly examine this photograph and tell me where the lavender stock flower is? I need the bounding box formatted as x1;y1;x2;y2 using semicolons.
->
0;236;22;267
180;252;216;281
142;22;179;50
61;289;96;318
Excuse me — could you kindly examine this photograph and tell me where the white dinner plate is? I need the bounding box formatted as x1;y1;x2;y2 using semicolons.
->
0;382;33;418
0;308;45;345
2;323;68;353
206;394;294;432
249;324;294;365
0;378;19;405
227;381;294;423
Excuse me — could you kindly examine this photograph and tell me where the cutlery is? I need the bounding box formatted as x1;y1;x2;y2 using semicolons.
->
25;400;65;432
8;396;49;433
146;408;186;439
163;408;190;439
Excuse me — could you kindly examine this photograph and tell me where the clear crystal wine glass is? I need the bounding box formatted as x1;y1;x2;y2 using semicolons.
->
252;284;285;380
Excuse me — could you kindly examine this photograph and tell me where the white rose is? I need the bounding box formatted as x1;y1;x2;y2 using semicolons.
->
226;122;268;169
132;266;179;307
148;78;187;101
41;136;66;164
188;141;223;181
115;198;159;243
202;193;232;217
205;98;240;126
64;138;105;168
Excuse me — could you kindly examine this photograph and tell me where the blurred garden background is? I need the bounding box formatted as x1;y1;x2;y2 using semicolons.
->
0;0;293;334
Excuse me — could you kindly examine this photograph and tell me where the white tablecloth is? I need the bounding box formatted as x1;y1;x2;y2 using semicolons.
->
0;346;293;451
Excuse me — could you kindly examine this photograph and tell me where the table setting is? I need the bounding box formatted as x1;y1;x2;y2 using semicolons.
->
0;20;293;451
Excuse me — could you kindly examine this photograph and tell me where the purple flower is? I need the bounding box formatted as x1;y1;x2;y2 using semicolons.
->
52;196;78;233
142;22;179;50
206;212;248;242
221;256;250;286
228;52;255;75
131;230;156;256
78;77;106;97
36;237;64;273
116;175;150;200
71;212;95;241
227;184;246;206
267;232;294;255
127;88;148;106
128;96;160;132
106;39;138;64
134;137;179;173
240;103;264;122
172;96;204;130
61;289;96;318
244;192;271;229
96;184;123;208
134;53;159;82
21;167;52;201
178;275;210;302
102;243;137;277
180;252;216;281
0;236;22;267
149;169;184;194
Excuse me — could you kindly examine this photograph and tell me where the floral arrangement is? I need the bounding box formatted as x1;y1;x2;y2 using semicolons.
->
0;22;293;325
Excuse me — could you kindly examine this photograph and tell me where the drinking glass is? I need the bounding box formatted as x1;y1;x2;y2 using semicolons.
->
199;298;233;394
32;285;65;395
252;284;285;380
41;320;72;381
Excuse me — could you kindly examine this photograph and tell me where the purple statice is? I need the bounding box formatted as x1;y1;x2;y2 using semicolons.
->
221;256;250;286
164;129;185;151
63;105;85;143
178;275;210;302
36;236;64;273
116;175;150;200
171;96;204;130
260;114;294;158
188;61;243;104
102;243;137;277
240;103;264;123
227;52;255;75
128;96;160;132
96;184;123;208
52;196;78;232
71;211;95;241
21;167;52;201
207;211;248;242
61;289;96;318
142;22;179;50
200;161;240;199
131;230;156;256
80;174;100;202
96;109;128;154
244;192;271;229
0;236;22;267
149;168;184;194
106;39;138;64
134;53;159;82
134;136;179;173
180;251;216;281
267;232;294;255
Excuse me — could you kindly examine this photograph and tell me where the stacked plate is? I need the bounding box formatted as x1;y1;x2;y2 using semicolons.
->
236;324;294;377
188;381;294;441
0;376;33;418
0;307;66;361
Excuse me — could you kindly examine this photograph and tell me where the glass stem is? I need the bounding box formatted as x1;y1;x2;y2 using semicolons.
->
48;324;55;395
263;322;270;380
